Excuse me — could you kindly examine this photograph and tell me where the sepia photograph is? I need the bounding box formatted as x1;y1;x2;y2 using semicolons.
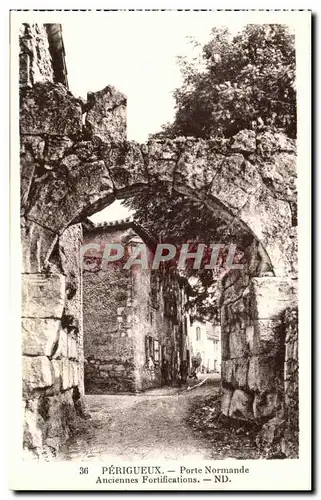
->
10;8;311;491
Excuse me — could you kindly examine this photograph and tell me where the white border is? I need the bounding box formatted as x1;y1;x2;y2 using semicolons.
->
6;4;313;494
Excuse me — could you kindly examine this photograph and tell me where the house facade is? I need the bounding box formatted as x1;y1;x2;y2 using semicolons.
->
186;318;221;375
82;218;188;393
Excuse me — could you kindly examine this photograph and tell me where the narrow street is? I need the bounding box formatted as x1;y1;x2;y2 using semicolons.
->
61;375;221;462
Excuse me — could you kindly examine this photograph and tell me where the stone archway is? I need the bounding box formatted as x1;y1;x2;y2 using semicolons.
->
20;82;298;459
21;83;297;276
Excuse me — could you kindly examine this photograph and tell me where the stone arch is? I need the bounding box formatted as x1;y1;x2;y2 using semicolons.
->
21;83;297;278
20;82;298;458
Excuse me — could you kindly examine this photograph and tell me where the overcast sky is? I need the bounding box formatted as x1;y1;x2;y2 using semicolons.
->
61;13;245;222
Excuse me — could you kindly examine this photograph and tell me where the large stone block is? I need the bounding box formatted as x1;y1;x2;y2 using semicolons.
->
25;160;114;234
238;188;293;276
252;318;283;355
22;318;60;356
173;141;219;195
258;152;296;203
221;360;234;384
24;172;69;232
20;82;82;137
58;224;82;321
41;391;77;441
59;160;115;229
256;410;286;456
256;130;296;156
248;355;283;393
22;273;65;318
266;226;297;279
53;328;68;359
23;356;53;393
229;327;248;359
229;389;254;420
250;277;297;320
210;154;262;215
21;218;58;273
144;140;178;185
253;391;282;419
85;85;127;142
101;141;147;192
19;24;54;86
51;358;78;392
234;359;248;389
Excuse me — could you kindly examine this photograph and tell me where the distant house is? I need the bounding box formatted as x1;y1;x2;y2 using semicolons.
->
82;217;188;393
186;317;221;375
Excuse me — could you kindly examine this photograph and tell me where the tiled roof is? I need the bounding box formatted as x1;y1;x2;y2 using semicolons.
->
83;216;155;245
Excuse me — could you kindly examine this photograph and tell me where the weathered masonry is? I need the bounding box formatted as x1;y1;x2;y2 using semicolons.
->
82;217;187;393
20;24;298;459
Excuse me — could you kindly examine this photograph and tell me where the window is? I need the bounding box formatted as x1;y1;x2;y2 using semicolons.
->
145;335;154;362
154;339;160;364
196;326;201;341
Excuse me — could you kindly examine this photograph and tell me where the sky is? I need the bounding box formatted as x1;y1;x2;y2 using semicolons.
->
62;12;245;142
61;12;246;223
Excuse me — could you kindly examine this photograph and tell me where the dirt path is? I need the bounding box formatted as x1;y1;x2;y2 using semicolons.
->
61;375;221;461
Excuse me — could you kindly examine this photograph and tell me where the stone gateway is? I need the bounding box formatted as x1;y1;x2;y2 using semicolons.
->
19;23;298;459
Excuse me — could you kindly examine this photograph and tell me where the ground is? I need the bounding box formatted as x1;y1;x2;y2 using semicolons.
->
60;374;260;461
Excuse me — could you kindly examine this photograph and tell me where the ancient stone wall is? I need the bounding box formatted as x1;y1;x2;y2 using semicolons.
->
220;236;298;456
252;305;299;459
22;224;84;459
19;24;54;88
20;25;85;458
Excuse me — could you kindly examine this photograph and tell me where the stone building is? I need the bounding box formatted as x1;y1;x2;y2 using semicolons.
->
82;217;188;393
186;318;221;374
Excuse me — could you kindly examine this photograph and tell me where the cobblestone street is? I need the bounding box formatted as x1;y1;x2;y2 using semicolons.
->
61;375;220;461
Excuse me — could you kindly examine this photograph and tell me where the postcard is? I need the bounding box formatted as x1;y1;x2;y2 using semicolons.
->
9;7;311;491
